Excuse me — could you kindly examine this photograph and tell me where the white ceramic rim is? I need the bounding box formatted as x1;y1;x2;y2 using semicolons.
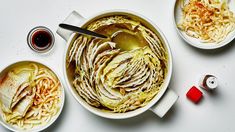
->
173;0;235;49
63;9;173;119
0;60;65;132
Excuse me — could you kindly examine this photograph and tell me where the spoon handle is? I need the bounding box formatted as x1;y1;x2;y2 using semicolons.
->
59;23;107;39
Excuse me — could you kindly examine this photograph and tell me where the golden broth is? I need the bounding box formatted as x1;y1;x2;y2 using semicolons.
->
94;23;148;51
66;15;168;113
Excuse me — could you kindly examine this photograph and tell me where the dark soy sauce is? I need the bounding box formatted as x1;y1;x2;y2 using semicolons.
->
31;30;52;50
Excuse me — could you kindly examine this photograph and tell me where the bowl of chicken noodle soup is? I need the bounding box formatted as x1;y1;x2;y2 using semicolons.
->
0;60;64;131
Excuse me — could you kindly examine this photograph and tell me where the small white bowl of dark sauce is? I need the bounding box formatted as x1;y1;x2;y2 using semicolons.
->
27;26;55;53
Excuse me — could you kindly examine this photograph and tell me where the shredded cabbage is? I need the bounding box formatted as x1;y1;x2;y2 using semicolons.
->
68;16;167;113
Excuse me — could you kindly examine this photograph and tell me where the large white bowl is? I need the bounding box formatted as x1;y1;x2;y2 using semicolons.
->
0;60;65;132
57;10;178;119
173;0;235;49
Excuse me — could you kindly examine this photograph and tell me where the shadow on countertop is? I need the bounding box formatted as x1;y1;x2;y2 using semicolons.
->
45;98;179;132
186;38;235;56
92;104;179;129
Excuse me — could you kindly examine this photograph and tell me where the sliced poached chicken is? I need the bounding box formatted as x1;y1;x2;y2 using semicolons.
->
0;70;35;117
0;71;30;112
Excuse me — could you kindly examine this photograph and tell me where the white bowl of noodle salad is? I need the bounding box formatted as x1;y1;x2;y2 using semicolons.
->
174;0;235;49
0;60;65;132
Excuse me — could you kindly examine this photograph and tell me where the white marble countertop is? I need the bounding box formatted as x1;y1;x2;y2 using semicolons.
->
0;0;235;132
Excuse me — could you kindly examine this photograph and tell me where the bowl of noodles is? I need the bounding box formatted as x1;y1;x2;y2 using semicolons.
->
174;0;235;49
0;60;64;131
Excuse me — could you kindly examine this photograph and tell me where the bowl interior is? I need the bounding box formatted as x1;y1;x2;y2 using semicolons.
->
173;0;235;49
64;10;173;119
0;61;65;131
